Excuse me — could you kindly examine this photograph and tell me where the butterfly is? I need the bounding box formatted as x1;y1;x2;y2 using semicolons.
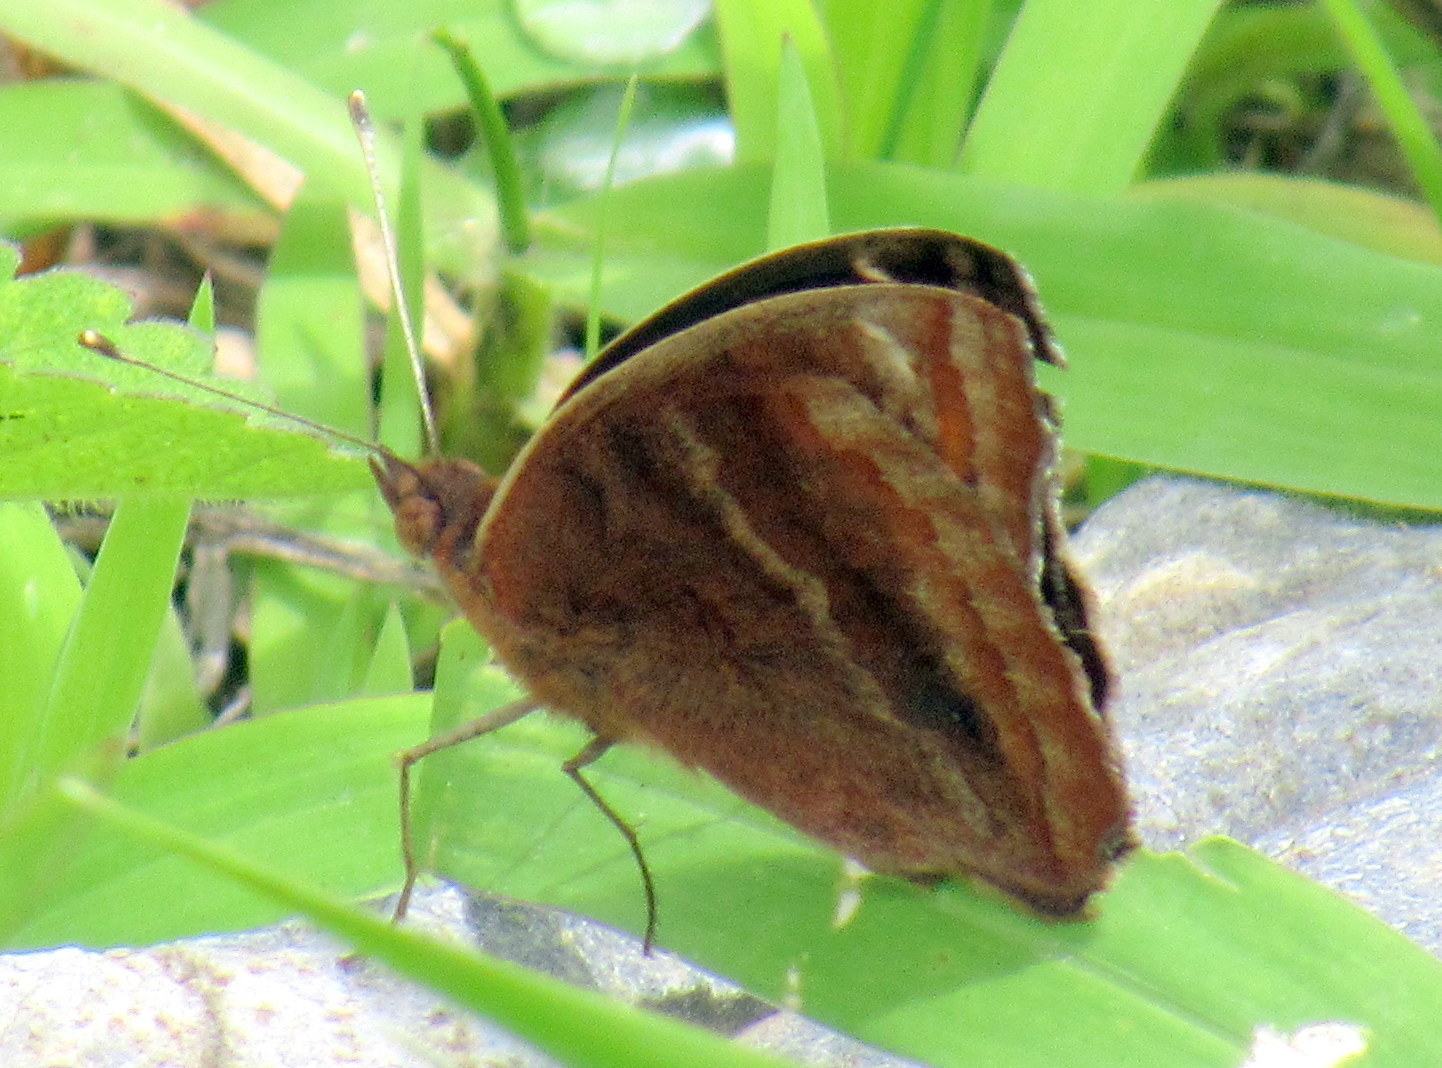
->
374;228;1133;942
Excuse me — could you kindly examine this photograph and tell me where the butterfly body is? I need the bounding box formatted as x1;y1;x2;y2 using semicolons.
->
376;229;1132;918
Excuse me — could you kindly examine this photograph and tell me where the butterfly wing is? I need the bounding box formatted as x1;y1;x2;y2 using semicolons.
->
458;257;1130;914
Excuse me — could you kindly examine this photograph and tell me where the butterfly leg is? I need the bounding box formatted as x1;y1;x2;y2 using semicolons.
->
562;736;659;954
393;697;539;921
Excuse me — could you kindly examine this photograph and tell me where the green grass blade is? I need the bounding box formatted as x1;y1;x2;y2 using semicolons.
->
584;75;640;362
38;497;191;779
960;0;1223;191
0;495;189;935
434;28;532;255
256;191;369;436
767;38;830;249
7;684;1439;1064
188;273;216;334
714;0;841;162
5;0;367;206
199;0;718;115
0;504;81;814
820;0;987;165
360;601;415;697
135;608;209;751
0;80;267;235
0;0;495;268
1319;0;1442;222
397;699;1442;1066
56;778;803;1068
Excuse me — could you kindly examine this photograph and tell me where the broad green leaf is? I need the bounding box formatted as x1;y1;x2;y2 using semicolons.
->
1131;173;1442;265
57;778;800;1068
15;681;1438;1065
0;260;367;499
6;697;427;949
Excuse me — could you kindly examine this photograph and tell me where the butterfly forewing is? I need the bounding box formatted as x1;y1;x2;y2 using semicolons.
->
414;232;1131;915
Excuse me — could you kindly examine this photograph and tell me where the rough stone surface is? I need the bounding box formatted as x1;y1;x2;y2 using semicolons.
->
1073;474;1442;953
0;894;549;1068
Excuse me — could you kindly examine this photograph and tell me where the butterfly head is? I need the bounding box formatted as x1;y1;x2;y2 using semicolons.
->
371;452;498;564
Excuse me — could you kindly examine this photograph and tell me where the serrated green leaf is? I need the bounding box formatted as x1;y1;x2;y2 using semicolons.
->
0;262;369;499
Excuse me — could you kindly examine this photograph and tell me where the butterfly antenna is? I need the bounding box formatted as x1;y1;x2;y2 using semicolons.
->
349;90;441;457
77;331;384;457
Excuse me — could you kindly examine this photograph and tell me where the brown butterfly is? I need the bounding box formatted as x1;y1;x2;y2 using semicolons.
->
374;228;1133;942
